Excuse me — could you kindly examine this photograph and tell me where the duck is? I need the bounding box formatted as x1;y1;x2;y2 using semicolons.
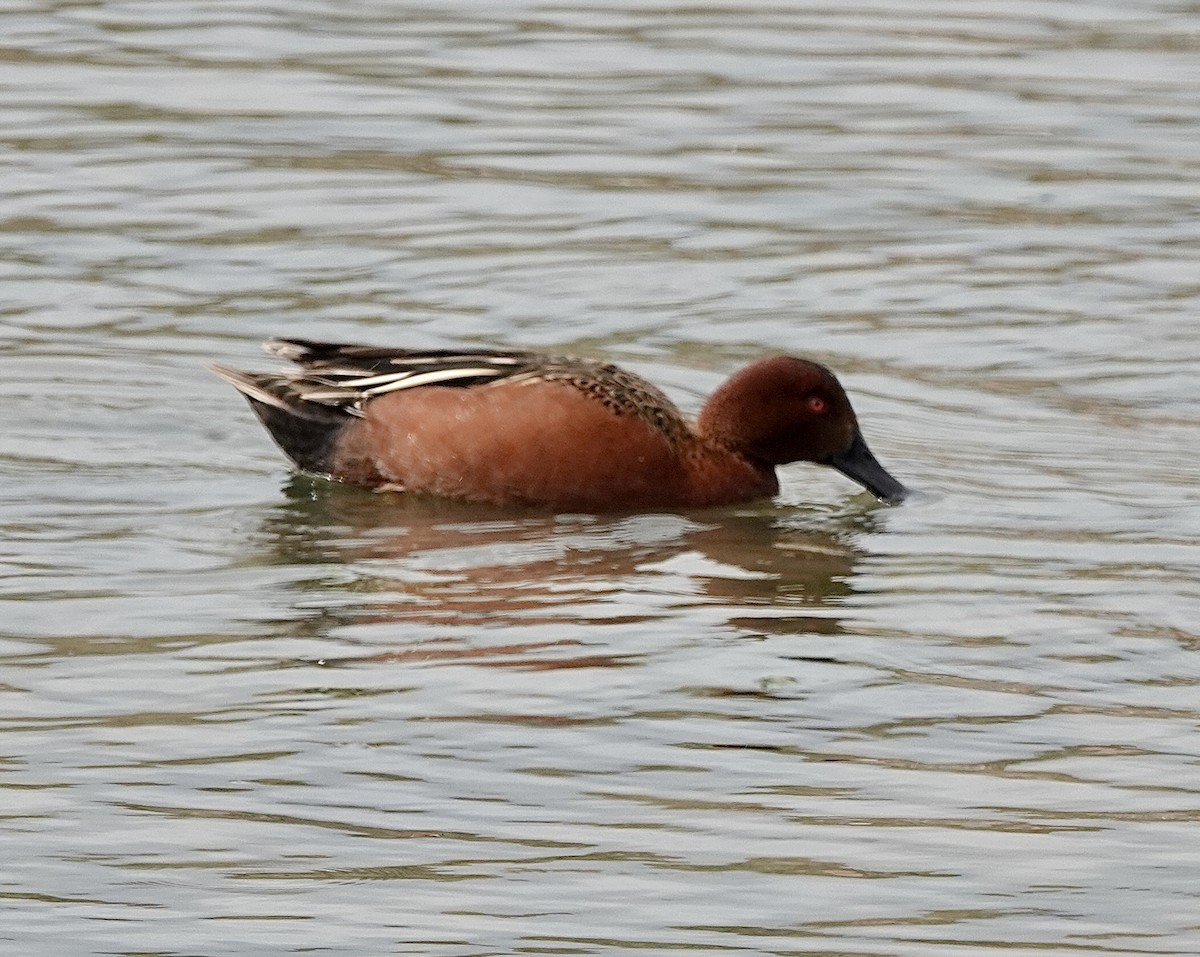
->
211;338;908;511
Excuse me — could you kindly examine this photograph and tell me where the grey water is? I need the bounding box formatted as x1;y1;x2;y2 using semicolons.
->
2;2;1199;955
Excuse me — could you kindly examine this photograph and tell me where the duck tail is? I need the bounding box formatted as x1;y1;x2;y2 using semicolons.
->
210;364;352;478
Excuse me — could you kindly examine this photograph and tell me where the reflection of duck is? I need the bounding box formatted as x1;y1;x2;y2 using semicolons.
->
213;339;908;511
257;477;879;670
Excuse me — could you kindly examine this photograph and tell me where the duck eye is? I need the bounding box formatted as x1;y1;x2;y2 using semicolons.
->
807;396;827;413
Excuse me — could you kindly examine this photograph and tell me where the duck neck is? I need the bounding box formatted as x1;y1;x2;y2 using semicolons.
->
682;438;779;507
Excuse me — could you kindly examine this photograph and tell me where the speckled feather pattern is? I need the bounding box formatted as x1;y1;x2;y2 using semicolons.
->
504;360;690;449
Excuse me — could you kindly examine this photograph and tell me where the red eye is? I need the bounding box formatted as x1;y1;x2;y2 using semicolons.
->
807;396;827;413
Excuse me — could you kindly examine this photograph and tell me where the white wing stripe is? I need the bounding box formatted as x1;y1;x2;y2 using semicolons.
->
362;366;507;394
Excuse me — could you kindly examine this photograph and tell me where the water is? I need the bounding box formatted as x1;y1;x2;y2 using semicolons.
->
2;2;1199;955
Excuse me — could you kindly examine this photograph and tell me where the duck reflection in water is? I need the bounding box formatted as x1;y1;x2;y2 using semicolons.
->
256;477;885;673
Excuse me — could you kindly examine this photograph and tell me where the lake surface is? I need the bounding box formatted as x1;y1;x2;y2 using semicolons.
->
2;2;1199;955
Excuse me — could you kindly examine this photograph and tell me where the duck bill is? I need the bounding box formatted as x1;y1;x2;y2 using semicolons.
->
829;431;909;505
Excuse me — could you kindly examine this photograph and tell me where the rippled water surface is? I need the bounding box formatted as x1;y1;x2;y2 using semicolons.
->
3;2;1199;955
